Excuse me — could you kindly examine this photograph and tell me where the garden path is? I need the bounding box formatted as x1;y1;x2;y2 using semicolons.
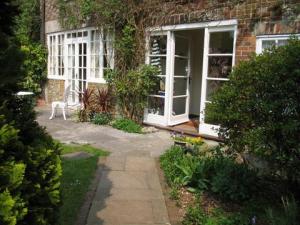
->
36;106;173;225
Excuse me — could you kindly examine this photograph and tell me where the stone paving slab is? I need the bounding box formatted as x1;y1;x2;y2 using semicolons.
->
86;155;170;225
35;106;184;225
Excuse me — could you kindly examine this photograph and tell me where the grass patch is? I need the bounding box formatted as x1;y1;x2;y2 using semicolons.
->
59;144;107;225
61;143;109;157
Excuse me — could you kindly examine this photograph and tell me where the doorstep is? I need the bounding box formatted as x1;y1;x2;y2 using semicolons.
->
143;122;223;142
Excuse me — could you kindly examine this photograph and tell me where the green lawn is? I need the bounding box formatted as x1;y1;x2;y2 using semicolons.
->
59;144;108;225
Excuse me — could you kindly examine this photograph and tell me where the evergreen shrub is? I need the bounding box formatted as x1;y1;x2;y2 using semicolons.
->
206;39;300;185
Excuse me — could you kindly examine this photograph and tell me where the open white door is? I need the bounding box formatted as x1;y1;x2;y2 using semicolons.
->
199;26;237;136
144;31;170;126
168;33;191;126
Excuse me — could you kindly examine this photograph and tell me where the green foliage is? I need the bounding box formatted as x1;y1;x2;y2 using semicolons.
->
206;39;300;184
20;43;47;94
183;206;248;225
210;158;258;201
160;146;258;202
0;2;61;223
105;64;159;120
60;143;109;157
59;143;107;225
14;0;47;95
160;146;185;185
57;0;125;29
266;196;299;225
91;113;112;125
112;118;142;133
115;25;137;69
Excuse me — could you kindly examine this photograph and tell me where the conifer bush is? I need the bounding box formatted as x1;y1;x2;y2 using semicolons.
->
0;1;61;224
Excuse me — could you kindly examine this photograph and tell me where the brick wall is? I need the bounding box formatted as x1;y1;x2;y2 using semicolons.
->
45;0;300;62
147;0;300;63
45;79;65;103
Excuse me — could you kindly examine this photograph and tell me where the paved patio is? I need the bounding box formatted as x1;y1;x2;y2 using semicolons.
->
36;106;173;225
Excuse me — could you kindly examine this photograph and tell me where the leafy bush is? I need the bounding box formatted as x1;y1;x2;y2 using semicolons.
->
160;146;185;185
15;0;47;95
183;206;248;225
91;113;112;125
76;87;115;122
210;158;258;201
0;2;61;223
266;196;299;225
206;39;300;185
19;43;47;95
112;118;142;133
105;64;159;121
92;88;114;114
160;146;259;201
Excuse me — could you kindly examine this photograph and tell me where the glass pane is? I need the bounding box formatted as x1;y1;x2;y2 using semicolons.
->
148;97;164;115
209;31;234;54
278;39;288;47
83;43;87;55
83;69;86;80
90;68;95;78
83;55;86;67
208;56;232;78
172;97;186;115
95;68;99;78
151;77;166;96
173;77;187;96
262;40;276;50
175;36;188;56
174;58;188;76
150;36;167;55
150;56;166;75
79;44;82;55
206;80;223;101
79;69;82;79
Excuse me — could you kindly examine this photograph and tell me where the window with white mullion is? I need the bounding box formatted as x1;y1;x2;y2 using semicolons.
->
207;53;233;57
147;35;167;116
256;34;300;53
205;30;235;103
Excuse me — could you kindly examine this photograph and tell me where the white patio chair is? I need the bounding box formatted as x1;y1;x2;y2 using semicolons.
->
49;85;71;120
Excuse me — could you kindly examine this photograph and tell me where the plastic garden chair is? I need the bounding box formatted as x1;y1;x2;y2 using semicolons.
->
49;85;71;120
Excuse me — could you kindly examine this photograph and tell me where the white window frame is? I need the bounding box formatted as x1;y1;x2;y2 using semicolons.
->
47;27;114;83
256;34;300;54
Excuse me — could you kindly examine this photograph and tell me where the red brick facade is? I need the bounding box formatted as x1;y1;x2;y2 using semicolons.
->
45;0;300;64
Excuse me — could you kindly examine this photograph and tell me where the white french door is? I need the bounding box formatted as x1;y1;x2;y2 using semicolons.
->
144;31;191;126
145;21;237;136
199;26;237;136
168;33;191;125
66;36;88;104
144;32;169;125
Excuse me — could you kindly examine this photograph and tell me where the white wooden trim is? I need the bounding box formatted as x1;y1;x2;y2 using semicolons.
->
256;33;300;53
147;19;238;32
199;25;237;136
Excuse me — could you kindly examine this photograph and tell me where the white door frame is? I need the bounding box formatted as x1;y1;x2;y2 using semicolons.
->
168;32;191;125
65;35;89;104
145;19;238;136
199;25;237;136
